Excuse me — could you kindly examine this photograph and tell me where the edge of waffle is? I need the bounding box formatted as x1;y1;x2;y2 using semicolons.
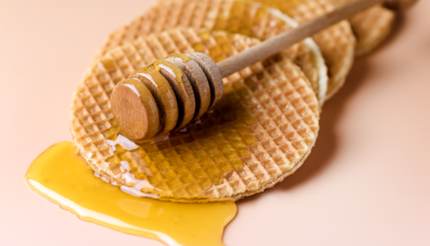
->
249;0;356;99
331;0;395;56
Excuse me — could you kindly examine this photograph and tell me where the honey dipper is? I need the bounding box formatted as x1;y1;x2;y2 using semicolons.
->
111;0;415;141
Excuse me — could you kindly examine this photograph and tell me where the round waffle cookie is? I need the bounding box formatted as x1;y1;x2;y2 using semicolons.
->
251;0;356;99
331;0;395;56
100;0;328;104
72;28;320;202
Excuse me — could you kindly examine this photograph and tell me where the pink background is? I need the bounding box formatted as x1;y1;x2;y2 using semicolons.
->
1;0;429;245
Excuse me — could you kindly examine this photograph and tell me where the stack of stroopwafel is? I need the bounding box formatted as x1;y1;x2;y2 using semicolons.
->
71;0;409;202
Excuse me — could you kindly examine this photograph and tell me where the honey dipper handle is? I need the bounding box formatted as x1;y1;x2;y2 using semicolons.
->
217;0;385;77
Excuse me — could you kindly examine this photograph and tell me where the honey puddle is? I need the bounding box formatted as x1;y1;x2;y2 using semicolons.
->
26;142;237;246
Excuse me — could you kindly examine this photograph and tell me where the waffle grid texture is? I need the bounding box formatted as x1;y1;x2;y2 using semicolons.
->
72;28;320;202
251;0;356;98
100;0;329;104
331;0;395;56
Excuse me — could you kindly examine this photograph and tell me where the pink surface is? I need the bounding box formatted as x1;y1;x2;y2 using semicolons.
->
1;0;429;245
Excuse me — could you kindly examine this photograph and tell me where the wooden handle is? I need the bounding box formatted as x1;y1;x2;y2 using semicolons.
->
217;0;387;77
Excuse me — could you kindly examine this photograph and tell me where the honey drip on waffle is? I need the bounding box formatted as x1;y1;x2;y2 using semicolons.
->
101;56;256;200
26;142;237;246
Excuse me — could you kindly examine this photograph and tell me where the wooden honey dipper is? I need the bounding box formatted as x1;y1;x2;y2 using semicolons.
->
111;0;416;141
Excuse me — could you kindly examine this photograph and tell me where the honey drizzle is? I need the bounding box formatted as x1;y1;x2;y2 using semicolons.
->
26;142;237;246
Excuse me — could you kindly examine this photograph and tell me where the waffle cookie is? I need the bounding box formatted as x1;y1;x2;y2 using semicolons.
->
72;28;320;202
331;0;395;56
100;0;328;104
